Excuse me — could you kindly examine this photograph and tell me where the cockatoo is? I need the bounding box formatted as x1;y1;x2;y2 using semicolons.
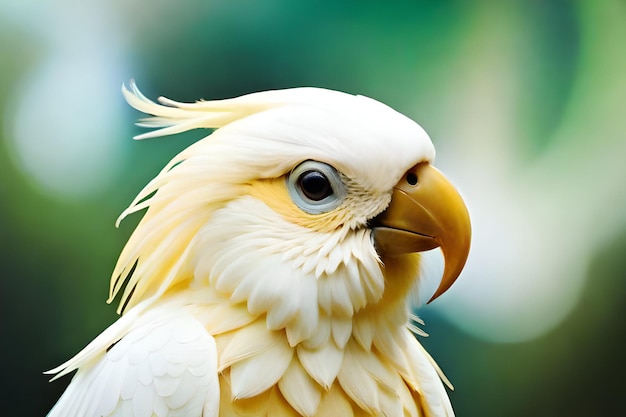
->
46;82;471;417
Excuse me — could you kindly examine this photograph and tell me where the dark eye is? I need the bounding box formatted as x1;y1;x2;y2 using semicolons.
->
287;161;346;214
298;170;333;201
406;171;418;186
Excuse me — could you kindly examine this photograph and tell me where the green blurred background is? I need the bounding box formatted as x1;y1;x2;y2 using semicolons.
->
1;0;625;415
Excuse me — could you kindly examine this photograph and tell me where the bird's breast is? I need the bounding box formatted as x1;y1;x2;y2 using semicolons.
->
206;312;428;417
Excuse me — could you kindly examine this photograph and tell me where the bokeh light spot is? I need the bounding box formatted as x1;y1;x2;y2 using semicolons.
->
6;43;126;198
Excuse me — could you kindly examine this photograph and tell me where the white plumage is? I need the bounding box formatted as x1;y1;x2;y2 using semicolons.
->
47;82;470;417
47;297;219;417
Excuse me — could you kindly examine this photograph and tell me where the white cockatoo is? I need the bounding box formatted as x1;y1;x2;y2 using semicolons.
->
46;82;471;417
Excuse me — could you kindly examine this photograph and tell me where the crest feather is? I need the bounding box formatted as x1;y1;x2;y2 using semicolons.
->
122;80;364;140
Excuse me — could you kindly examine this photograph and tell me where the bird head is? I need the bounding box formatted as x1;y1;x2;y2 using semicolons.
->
110;83;471;345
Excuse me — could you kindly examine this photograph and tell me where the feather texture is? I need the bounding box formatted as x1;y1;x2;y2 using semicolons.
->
47;305;219;417
278;358;323;417
296;339;344;389
228;336;294;399
47;84;459;417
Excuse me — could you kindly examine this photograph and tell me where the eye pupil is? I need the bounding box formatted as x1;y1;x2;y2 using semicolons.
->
299;170;333;201
287;160;345;214
406;172;418;186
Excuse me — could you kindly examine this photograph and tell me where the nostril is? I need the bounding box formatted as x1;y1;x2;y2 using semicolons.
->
406;172;418;186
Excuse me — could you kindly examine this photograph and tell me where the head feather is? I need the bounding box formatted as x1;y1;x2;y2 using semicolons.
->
110;83;436;313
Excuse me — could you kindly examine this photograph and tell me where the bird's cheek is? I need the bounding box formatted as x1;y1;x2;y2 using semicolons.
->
247;178;345;233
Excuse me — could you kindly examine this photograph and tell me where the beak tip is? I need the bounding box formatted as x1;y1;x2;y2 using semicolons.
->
426;241;470;304
426;286;447;304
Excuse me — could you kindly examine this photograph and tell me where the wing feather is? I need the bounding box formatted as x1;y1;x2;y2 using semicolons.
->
47;309;219;417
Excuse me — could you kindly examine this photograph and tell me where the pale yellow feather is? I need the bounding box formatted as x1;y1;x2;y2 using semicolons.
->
49;84;455;417
278;359;323;417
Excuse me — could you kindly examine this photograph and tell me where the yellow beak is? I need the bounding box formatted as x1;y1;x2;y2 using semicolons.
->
372;162;471;302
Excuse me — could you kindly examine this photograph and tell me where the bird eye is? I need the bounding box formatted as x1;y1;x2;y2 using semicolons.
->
287;161;346;214
298;170;333;201
406;171;418;186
